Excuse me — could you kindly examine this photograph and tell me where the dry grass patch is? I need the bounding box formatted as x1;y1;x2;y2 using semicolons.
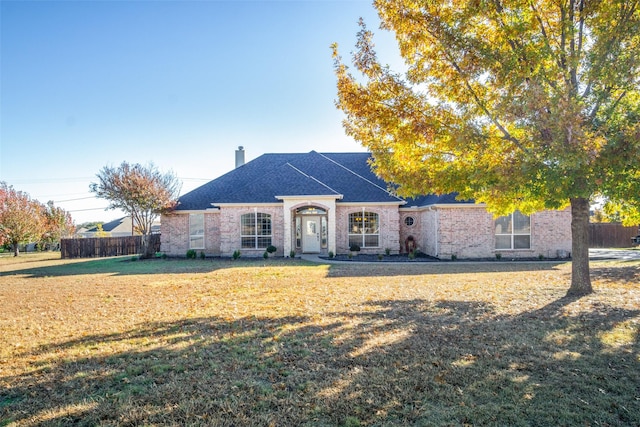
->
1;253;639;426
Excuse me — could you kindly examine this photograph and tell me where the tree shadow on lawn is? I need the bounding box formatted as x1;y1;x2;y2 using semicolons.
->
3;297;638;426
1;256;318;279
325;260;569;277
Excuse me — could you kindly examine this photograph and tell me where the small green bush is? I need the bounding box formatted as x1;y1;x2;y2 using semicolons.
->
186;249;197;259
266;245;277;254
349;244;361;252
496;253;502;260
344;416;361;427
289;250;296;258
451;254;457;261
200;251;205;260
408;251;415;260
328;251;334;259
263;251;269;259
232;250;241;260
385;248;391;256
538;254;545;260
378;254;384;261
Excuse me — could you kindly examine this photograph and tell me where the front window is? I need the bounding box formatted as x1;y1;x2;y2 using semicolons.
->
495;211;531;249
241;212;272;249
348;210;379;248
189;213;205;249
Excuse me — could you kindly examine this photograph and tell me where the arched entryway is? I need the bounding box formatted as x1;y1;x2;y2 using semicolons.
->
294;206;328;254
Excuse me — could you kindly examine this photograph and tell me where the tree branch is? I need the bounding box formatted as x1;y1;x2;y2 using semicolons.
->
446;55;530;154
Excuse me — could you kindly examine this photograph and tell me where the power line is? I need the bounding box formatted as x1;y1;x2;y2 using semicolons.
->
54;196;96;203
68;207;110;212
35;192;90;199
3;177;94;184
4;176;210;185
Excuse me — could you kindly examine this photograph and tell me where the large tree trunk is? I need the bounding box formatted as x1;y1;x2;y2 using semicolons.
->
567;197;593;296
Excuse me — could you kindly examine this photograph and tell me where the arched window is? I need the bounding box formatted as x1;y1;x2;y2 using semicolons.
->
348;211;379;248
241;212;272;249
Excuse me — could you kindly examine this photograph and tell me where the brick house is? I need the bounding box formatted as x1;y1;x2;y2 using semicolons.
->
161;148;571;259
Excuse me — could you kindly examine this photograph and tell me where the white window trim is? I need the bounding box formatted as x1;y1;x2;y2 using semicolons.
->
241;211;272;249
348;208;380;248
495;212;531;250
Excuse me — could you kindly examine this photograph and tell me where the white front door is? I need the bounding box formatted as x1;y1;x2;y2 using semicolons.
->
302;216;321;253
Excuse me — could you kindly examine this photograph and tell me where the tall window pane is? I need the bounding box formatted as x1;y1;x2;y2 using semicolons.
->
189;213;205;249
513;211;530;234
321;217;328;248
295;217;301;248
241;213;255;236
257;213;271;236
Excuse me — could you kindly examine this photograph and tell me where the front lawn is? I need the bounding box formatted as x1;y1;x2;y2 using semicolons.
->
1;253;638;426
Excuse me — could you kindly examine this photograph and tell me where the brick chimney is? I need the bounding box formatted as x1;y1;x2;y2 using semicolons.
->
235;146;245;168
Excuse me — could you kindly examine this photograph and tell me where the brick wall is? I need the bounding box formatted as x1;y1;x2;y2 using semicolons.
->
530;209;572;258
161;212;221;256
431;207;572;259
160;213;188;256
219;206;284;257
205;213;221;256
437;207;495;258
163;204;572;259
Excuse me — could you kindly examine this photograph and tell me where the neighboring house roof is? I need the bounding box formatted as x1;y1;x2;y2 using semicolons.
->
84;216;161;235
175;151;473;210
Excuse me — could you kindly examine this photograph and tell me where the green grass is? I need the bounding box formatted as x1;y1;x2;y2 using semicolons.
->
0;253;638;426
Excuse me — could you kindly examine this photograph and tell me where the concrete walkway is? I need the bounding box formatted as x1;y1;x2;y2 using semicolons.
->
588;248;640;261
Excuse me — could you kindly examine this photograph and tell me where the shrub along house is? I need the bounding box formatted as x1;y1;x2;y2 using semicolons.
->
161;148;571;259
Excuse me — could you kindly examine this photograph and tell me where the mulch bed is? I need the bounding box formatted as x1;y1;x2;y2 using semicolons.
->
322;253;569;262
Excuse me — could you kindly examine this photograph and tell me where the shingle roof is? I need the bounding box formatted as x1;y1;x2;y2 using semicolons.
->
404;193;474;207
175;151;472;210
85;217;129;233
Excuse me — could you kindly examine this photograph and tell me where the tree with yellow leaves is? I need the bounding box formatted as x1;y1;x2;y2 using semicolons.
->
333;0;640;295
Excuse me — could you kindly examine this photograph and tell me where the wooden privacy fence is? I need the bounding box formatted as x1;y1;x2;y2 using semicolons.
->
61;235;161;259
589;223;639;248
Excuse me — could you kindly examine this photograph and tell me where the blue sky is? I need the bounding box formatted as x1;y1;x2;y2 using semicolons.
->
1;0;399;224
